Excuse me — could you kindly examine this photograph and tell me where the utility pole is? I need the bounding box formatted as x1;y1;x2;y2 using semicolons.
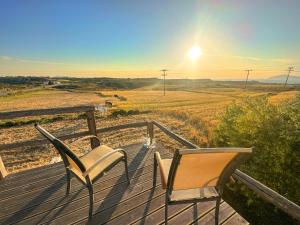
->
284;66;294;87
244;69;252;89
161;69;168;96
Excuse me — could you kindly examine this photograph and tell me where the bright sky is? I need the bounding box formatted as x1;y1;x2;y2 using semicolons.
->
0;0;299;79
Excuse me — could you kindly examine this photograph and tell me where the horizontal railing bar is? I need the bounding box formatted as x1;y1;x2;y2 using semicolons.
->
0;105;101;120
233;169;300;221
152;121;198;149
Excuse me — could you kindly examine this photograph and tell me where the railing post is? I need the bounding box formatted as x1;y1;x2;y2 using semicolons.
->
86;110;100;149
0;156;8;180
147;121;154;145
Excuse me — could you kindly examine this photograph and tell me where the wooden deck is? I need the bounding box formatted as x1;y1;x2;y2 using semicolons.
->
0;142;248;225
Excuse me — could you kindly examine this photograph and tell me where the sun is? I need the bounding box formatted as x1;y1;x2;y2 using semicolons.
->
188;46;202;61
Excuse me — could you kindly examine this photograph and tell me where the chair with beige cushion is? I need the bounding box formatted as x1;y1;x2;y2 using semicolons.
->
35;124;130;220
153;148;252;225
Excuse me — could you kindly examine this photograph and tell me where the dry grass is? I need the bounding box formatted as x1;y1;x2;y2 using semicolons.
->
0;89;105;111
0;87;299;173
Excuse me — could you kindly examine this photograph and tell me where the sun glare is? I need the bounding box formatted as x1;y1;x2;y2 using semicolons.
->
188;46;202;61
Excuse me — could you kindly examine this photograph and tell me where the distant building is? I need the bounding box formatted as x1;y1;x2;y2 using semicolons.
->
43;80;61;86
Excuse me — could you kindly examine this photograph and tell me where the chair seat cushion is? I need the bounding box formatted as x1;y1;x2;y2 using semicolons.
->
70;145;124;182
169;187;219;202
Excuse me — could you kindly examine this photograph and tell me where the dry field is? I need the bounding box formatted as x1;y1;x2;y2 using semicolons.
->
0;87;298;173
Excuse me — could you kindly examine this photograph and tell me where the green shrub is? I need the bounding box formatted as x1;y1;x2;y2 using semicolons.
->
213;96;300;224
110;109;141;117
111;109;128;117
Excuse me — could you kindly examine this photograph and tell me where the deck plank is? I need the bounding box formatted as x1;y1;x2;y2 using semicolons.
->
1;144;169;219
57;182;164;225
192;202;235;225
1;169;156;224
0;142;248;225
0;142;148;191
135;200;219;225
6;175;161;225
0;152;166;210
222;212;249;225
0;142;162;201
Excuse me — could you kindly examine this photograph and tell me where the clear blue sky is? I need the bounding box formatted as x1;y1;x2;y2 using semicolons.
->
0;0;299;78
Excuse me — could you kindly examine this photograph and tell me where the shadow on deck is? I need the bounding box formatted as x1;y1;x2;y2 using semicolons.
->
0;142;248;225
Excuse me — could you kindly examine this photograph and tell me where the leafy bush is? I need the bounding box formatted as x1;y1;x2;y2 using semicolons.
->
111;109;128;117
213;96;300;224
110;109;141;118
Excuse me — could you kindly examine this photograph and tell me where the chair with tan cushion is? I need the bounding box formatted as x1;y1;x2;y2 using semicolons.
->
153;148;252;225
35;124;130;220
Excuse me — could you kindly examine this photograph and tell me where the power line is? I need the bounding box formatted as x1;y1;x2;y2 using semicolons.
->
244;69;252;89
284;66;294;87
160;69;168;96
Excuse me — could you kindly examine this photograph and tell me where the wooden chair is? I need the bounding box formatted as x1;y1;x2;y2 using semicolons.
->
153;148;252;225
35;124;130;219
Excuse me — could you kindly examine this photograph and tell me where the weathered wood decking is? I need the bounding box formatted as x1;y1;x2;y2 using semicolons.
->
0;142;248;225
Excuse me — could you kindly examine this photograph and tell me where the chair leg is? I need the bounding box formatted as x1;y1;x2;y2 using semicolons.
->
165;194;168;225
124;158;130;185
87;182;94;220
153;153;157;187
215;198;221;225
66;169;71;195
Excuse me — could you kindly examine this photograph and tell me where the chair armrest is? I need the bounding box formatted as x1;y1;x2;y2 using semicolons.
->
155;152;166;177
155;152;163;166
83;148;124;177
155;151;171;189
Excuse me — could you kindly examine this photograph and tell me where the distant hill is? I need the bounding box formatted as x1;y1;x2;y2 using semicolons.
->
259;75;300;84
1;75;299;91
0;76;49;85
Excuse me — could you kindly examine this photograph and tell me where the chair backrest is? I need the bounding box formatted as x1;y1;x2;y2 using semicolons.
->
167;148;252;193
34;124;86;173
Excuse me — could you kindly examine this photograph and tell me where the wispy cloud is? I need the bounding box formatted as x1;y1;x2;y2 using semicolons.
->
205;53;291;63
0;55;75;66
0;56;14;60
